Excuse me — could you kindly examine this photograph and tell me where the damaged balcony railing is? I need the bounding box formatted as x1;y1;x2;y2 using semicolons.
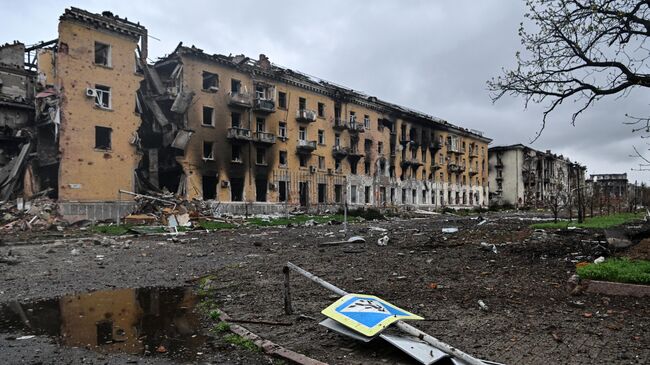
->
253;131;276;144
227;127;253;141
348;122;365;133
332;117;347;130
253;98;275;113
297;139;317;153
332;145;348;158
296;109;317;123
228;91;252;108
429;140;442;151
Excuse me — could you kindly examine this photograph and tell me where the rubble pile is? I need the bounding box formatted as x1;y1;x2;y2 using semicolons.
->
0;196;63;232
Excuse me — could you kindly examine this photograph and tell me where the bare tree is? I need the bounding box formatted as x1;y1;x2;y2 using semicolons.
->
545;184;568;222
488;0;650;141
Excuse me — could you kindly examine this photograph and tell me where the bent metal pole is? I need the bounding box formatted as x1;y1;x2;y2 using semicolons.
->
284;262;487;365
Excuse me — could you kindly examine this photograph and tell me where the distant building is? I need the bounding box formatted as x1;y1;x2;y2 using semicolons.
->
585;173;629;213
488;144;586;207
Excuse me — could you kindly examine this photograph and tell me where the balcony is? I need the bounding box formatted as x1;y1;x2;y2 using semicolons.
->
227;127;252;142
446;143;463;154
469;149;479;158
348;122;365;133
253;98;275;113
296;139;317;153
228;92;252;108
429;141;442;151
332;145;348;158
448;163;461;173
495;175;504;181
348;148;364;158
253;131;276;145
469;167;478;176
296;109;317;123
496;161;504;168
332;117;348;130
459;164;467;173
399;136;411;146
431;163;442;171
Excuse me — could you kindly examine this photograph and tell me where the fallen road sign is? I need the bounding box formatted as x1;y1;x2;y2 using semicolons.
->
321;293;423;337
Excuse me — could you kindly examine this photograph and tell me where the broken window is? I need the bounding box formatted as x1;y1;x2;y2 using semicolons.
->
256;178;267;202
334;134;340;147
422;189;427;203
279;122;287;138
202;106;214;126
95;85;111;109
95;126;112;150
365;186;371;204
279;181;287;202
202;71;219;91
351;185;357;203
231;178;244;201
231;112;241;128
364;161;370;175
349;111;356;124
202;175;217;200
278;92;287;108
299;154;307;167
402;189;407;203
203;141;214;160
232;145;241;162
298;97;306;110
255;85;266;99
299;127;306;141
350;162;357;174
231;79;241;93
317;102;325;117
94;42;111;66
378;142;383;154
318;130;325;145
318;183;326;203
318;156;325;170
256;118;265;132
334;184;343;203
364;115;370;129
256;147;266;165
279;150;287;166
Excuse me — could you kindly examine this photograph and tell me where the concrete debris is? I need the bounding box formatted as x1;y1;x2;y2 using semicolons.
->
347;236;365;243
480;242;498;254
377;235;389;246
478;300;489;311
594;256;605;264
442;227;458;234
369;226;388;233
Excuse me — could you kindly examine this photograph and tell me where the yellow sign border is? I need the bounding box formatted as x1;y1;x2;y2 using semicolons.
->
321;293;423;337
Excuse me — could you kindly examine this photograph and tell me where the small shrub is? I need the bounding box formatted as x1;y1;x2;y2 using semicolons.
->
209;309;221;320
223;334;259;352
212;321;230;333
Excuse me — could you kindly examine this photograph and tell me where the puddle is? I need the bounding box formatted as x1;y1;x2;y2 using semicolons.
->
0;286;209;361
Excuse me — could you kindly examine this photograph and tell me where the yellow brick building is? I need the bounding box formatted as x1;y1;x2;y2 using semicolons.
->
139;46;491;213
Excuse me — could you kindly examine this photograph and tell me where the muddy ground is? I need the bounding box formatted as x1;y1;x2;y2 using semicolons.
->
1;211;648;364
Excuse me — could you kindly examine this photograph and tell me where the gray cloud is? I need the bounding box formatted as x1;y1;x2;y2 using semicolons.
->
2;0;647;182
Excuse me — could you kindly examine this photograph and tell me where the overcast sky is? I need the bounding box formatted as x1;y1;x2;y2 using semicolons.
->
3;0;649;183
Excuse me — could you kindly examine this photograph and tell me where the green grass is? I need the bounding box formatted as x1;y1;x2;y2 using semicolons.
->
197;221;238;230
530;212;643;229
577;258;650;285
92;224;132;235
212;321;230;333
223;334;259;352
246;214;359;227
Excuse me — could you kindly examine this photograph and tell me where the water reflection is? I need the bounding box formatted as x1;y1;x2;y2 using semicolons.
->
0;286;207;360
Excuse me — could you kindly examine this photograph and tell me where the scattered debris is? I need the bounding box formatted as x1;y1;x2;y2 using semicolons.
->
478;300;489;311
369;226;388;233
594;256;605;264
480;242;498;254
442;227;458;234
377;235;389;246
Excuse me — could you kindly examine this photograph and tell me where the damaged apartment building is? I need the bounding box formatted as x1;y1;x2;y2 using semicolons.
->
1;8;491;219
488;144;586;208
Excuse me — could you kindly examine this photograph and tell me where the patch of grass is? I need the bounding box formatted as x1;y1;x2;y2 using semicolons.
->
209;309;221;320
197;221;237;230
212;321;230;333
223;334;259;352
577;258;650;285
247;214;359;227
91;224;132;235
530;212;644;230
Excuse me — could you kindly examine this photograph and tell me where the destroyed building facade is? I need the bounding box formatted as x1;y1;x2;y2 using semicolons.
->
2;8;492;219
488;144;586;207
137;45;491;214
